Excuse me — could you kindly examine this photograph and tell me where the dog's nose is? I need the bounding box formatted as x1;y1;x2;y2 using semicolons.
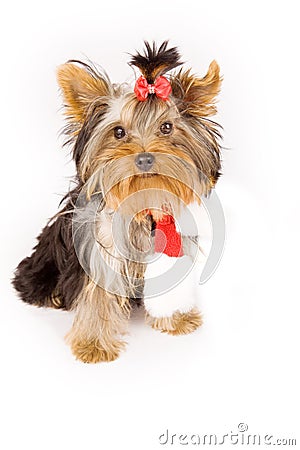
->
135;152;155;172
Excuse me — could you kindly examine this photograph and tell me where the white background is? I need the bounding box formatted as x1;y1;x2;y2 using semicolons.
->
1;1;299;449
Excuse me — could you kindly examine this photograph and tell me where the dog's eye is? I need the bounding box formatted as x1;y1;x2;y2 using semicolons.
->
114;126;126;139
160;122;173;135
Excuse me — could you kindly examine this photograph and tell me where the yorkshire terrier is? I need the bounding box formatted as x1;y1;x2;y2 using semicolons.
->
13;42;222;363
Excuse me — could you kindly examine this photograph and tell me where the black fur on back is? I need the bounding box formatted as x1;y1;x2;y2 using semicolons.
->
12;186;85;310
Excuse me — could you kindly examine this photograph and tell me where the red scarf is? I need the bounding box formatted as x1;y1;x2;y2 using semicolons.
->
154;215;183;257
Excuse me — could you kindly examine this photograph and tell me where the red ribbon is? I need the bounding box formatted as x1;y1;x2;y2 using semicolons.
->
134;76;172;101
154;215;183;257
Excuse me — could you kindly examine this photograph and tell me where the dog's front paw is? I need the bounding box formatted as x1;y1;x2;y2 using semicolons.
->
70;338;126;363
146;308;203;336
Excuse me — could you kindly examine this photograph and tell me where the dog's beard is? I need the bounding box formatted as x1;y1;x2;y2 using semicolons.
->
104;175;196;221
89;153;204;220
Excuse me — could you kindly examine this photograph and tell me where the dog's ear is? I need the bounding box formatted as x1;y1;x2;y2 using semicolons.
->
57;61;110;124
171;60;222;117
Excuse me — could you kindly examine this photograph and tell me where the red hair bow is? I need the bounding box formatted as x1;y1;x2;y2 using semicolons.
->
134;76;172;101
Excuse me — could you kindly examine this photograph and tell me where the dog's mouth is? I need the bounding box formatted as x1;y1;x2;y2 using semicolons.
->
132;171;158;179
139;173;157;179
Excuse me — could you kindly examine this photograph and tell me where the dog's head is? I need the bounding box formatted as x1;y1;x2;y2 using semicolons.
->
57;42;222;219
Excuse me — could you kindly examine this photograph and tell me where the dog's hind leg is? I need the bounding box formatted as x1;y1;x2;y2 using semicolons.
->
12;221;64;308
12;211;84;310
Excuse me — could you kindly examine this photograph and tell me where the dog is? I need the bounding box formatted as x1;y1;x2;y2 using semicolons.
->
13;41;222;363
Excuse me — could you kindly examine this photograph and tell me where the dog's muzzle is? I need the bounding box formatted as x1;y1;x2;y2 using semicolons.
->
135;152;155;172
